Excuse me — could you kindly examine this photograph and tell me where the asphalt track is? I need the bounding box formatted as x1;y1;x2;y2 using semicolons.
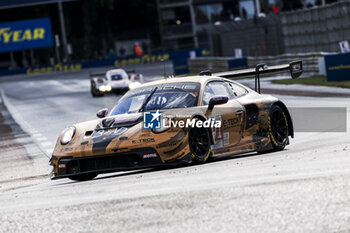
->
0;62;349;232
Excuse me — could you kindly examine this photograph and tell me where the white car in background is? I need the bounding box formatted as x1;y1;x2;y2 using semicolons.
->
90;68;144;97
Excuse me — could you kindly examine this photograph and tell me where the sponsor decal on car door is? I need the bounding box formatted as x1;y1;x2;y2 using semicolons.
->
209;101;244;150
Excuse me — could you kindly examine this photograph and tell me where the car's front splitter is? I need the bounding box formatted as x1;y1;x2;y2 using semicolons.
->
51;148;192;179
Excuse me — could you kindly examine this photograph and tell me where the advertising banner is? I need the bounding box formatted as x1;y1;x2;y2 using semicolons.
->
325;53;350;81
0;18;53;53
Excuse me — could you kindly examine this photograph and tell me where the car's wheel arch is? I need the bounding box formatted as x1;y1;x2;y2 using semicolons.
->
191;114;214;145
272;101;294;138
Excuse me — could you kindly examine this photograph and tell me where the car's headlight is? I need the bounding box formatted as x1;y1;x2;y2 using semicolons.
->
99;84;112;92
151;116;172;134
61;127;76;145
129;81;141;90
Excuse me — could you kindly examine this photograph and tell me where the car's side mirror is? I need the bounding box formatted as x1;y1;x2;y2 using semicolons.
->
96;108;109;118
208;96;228;111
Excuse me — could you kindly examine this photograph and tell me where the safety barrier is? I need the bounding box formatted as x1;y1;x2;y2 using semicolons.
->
325;52;350;81
0;47;210;77
188;52;332;77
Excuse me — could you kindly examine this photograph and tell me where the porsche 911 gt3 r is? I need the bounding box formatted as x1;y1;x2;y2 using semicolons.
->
50;61;302;181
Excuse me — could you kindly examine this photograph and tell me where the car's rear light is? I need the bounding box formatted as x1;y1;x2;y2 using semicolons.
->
98;78;104;83
134;76;140;80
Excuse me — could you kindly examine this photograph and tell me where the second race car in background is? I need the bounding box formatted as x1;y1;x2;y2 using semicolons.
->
90;68;144;97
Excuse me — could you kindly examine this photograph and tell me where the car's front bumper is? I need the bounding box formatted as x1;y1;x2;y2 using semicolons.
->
51;148;192;179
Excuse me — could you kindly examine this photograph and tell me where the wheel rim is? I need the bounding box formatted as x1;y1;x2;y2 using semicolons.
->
189;126;210;158
271;110;288;145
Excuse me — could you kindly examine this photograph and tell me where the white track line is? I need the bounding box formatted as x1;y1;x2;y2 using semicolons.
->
0;88;51;158
41;141;53;147
37;137;48;141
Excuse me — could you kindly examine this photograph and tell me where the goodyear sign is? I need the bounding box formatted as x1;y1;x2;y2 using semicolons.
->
325;52;350;81
0;18;53;53
114;54;170;67
0;47;210;76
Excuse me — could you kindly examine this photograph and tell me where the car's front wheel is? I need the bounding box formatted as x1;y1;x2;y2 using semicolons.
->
69;173;97;181
268;105;289;151
91;82;104;97
188;120;211;164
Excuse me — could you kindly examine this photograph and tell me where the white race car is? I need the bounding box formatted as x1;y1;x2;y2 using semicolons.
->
90;69;144;97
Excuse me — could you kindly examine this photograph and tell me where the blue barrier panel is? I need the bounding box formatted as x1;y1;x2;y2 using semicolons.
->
228;58;248;71
173;47;210;75
325;53;350;81
0;18;53;53
26;63;82;75
170;47;209;60
113;53;170;67
0;68;26;77
173;58;189;75
0;48;209;77
82;59;113;68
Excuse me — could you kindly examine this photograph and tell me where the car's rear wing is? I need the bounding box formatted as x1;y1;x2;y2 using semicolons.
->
201;60;303;94
89;72;106;80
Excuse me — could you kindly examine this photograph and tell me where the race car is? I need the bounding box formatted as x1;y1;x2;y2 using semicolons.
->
90;68;144;97
51;61;302;181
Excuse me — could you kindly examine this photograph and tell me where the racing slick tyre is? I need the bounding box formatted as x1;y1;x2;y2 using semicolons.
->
69;173;97;181
188;119;211;164
91;88;104;97
268;105;289;151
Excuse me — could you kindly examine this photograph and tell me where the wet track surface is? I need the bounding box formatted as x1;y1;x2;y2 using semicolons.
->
0;98;47;192
0;63;350;232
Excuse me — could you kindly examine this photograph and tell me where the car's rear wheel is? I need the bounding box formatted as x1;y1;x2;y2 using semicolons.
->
69;173;97;181
268;105;289;151
188;120;211;164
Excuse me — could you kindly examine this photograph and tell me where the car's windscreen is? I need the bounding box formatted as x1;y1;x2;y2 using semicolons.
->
111;73;124;81
109;82;200;115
